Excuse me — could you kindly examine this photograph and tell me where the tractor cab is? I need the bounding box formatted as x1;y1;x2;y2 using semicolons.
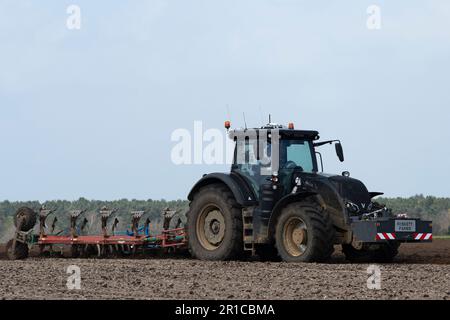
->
228;122;343;201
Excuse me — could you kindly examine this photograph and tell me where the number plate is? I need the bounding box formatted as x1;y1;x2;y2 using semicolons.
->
395;220;416;232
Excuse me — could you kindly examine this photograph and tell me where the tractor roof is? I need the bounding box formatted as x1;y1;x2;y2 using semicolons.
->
229;123;320;141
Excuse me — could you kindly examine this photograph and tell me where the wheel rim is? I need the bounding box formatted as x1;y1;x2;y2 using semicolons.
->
196;205;226;250
283;217;308;257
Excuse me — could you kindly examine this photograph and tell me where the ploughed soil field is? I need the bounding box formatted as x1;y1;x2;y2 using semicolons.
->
0;240;449;300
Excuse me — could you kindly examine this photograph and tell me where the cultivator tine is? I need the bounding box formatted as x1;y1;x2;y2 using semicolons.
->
96;244;102;258
69;210;87;238
112;218;119;235
131;210;145;236
51;217;58;233
175;217;183;229
144;218;151;236
163;208;177;230
39;206;55;238
80;218;89;233
99;206;118;237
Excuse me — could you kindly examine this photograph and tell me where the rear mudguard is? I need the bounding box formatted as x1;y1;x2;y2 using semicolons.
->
351;218;433;243
187;172;258;207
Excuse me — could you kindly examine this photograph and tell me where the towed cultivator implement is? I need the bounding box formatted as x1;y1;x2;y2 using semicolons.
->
6;206;187;260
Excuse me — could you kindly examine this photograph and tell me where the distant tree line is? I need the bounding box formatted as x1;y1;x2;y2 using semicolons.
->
0;195;449;241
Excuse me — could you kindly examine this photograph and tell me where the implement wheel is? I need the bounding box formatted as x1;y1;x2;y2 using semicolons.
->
14;207;37;232
275;201;335;262
6;239;29;260
187;184;242;261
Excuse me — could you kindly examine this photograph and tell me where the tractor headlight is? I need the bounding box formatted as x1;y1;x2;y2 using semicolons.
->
345;201;359;214
271;172;279;183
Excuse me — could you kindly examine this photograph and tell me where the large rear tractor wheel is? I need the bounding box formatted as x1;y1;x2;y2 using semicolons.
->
14;207;37;232
187;184;242;261
342;242;400;263
6;239;29;260
275;201;335;263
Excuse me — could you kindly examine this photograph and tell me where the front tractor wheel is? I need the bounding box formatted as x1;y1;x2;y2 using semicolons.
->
187;184;242;261
275;202;335;263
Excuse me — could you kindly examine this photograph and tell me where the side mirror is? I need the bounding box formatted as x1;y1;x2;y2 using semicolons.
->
335;142;344;162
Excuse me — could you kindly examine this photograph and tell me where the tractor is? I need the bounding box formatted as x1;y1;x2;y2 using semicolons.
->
186;121;433;262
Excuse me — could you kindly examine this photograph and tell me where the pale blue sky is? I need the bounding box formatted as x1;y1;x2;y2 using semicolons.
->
1;1;449;201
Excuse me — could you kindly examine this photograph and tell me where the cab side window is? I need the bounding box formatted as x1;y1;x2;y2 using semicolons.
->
285;142;314;172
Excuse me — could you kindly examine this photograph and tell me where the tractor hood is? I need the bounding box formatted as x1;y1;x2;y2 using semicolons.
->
316;173;372;214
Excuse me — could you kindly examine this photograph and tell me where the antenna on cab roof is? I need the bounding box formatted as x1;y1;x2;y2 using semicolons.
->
243;112;248;130
226;104;231;120
259;106;264;127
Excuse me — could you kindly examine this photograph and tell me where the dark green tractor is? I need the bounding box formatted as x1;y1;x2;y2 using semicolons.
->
187;122;432;263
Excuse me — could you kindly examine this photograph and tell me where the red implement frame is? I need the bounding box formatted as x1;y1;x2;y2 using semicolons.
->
38;228;187;248
36;207;188;256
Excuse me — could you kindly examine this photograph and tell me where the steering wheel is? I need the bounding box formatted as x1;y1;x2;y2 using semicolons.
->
283;161;298;169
